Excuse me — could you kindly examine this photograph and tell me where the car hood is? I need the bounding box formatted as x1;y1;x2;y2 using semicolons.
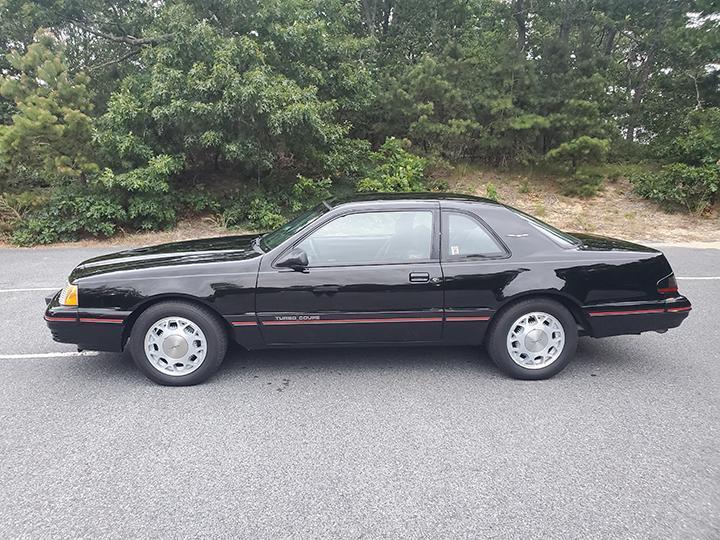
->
572;232;659;253
70;235;263;281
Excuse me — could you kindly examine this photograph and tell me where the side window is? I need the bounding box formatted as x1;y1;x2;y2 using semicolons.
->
295;211;433;266
444;212;505;259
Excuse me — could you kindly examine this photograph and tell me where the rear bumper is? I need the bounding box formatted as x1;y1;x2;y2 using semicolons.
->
44;290;128;352
584;296;692;337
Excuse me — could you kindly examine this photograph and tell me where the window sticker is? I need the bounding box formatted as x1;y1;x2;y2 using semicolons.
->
450;245;460;255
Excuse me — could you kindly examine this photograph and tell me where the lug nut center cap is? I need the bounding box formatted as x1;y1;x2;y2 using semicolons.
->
163;335;189;359
524;329;548;352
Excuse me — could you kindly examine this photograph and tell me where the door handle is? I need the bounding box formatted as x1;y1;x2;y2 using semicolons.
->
313;285;340;294
409;272;430;283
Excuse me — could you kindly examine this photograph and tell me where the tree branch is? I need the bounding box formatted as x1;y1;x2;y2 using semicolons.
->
72;21;173;47
88;48;142;71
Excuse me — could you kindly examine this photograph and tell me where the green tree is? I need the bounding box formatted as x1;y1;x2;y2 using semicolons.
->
0;30;98;181
546;136;610;173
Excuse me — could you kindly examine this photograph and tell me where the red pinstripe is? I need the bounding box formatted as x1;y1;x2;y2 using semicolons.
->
44;315;77;322
79;318;124;324
588;307;692;317
262;317;443;326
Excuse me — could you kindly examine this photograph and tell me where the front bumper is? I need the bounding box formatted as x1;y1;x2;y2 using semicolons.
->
44;290;128;352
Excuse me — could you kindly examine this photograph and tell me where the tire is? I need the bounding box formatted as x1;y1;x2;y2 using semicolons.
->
129;301;228;386
486;298;578;380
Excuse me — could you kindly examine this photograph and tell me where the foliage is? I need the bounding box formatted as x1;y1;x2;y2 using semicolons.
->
221;193;285;231
631;163;720;214
485;182;499;201
546;137;610;174
560;173;604;198
666;108;720;166
0;0;718;244
291;176;332;211
357;138;427;193
0;31;98;181
11;184;126;245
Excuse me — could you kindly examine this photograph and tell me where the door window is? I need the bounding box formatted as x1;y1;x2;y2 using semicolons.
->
295;211;433;266
444;212;505;259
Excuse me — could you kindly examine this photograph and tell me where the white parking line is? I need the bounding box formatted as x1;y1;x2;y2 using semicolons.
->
677;277;720;280
0;287;58;293
0;351;100;359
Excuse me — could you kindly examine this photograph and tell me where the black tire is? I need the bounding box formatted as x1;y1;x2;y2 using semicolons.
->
486;298;578;380
129;301;228;386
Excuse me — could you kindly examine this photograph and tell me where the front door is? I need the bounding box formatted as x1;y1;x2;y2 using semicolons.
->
255;207;444;344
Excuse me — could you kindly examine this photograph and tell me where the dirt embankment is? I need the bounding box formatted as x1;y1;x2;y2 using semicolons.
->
2;170;718;249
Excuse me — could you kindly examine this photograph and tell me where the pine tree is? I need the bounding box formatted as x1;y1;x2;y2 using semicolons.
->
0;30;98;182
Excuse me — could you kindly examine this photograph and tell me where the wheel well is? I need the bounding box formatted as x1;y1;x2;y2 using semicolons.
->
494;293;589;334
121;295;233;350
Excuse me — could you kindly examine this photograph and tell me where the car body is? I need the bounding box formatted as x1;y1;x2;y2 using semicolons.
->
45;193;692;384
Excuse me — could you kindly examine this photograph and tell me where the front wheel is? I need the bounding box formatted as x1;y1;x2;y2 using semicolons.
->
486;298;578;380
129;301;228;386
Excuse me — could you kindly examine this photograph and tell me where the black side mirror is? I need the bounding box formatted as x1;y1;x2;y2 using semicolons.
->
276;247;309;270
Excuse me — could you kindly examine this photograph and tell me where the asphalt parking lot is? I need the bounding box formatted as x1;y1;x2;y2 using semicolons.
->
0;245;718;538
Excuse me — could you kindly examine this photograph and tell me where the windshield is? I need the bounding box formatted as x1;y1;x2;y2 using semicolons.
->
259;204;329;251
510;208;580;247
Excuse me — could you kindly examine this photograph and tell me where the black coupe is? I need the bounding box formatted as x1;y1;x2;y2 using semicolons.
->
45;193;691;385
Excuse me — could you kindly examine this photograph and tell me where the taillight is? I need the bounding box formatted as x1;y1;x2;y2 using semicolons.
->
657;274;678;295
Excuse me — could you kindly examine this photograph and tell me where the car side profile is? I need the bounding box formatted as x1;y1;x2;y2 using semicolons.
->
44;193;692;385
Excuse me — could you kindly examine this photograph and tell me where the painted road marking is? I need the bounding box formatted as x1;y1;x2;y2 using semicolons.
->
0;351;100;359
677;276;720;280
0;287;58;293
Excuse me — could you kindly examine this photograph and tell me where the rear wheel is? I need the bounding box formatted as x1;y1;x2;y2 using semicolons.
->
486;298;577;380
129;301;228;386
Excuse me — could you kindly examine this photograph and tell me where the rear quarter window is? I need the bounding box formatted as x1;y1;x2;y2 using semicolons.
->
443;212;507;259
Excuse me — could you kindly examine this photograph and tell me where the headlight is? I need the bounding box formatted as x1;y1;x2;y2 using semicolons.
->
59;284;78;306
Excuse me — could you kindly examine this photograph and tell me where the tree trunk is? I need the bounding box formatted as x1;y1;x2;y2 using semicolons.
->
626;49;655;142
513;0;527;52
360;0;377;36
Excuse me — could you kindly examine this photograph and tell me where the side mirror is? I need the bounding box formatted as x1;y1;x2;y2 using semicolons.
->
276;247;309;270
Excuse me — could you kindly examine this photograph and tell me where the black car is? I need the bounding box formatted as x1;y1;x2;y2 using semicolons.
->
45;193;691;385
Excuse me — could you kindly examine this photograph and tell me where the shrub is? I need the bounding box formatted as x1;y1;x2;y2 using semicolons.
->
357;138;427;193
127;194;177;230
0;190;49;237
546;136;610;173
291;176;332;211
221;192;286;231
631;163;720;213
485;182;499;201
246;198;285;230
176;188;221;215
560;173;603;198
11;185;126;245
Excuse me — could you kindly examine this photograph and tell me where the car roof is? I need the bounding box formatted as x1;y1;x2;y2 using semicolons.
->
328;192;504;208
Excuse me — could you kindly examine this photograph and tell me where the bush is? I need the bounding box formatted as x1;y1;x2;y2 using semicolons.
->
176;188;221;215
127;194;177;230
631;163;720;213
546;136;610;173
357;138;428;193
221;192;286;231
11;185;126;245
246;198;285;230
560;173;603;198
291;176;332;211
0;190;49;237
485;182;499;201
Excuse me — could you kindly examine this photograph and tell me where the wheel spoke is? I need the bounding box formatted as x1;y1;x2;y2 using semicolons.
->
144;316;208;377
505;311;565;370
